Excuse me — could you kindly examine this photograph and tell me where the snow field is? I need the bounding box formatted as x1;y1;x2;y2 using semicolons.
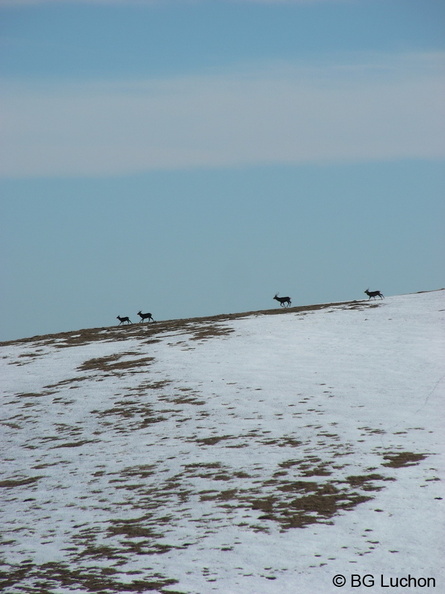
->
0;291;444;593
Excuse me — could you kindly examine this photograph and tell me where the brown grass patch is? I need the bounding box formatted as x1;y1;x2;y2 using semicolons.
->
346;474;395;491
0;476;42;488
51;439;98;449
194;435;234;446
245;481;373;530
78;353;154;373
382;452;428;468
0;561;180;593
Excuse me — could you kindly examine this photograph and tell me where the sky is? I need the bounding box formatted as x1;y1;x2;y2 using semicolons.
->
1;0;444;341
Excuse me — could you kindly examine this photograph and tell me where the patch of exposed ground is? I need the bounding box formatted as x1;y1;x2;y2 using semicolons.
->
382;452;429;468
0;563;181;594
78;353;155;373
176;456;405;532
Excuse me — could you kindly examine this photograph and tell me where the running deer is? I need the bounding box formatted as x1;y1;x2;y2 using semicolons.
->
137;310;154;323
273;293;292;307
364;288;384;300
117;315;132;325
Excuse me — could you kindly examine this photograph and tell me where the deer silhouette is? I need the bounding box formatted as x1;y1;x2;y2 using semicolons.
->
117;315;132;325
364;289;384;300
273;293;292;307
137;311;154;323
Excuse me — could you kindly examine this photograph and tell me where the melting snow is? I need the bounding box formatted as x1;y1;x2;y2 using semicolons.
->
1;291;444;593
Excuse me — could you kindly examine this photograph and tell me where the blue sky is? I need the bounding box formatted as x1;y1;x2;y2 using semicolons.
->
1;0;444;341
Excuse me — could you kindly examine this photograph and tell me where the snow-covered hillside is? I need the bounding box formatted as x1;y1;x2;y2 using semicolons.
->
1;291;444;594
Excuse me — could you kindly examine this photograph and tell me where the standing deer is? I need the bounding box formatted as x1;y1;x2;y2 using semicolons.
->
364;288;384;300
274;293;292;307
137;310;154;323
117;315;132;325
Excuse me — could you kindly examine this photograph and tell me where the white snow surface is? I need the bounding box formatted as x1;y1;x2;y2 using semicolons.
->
1;291;444;594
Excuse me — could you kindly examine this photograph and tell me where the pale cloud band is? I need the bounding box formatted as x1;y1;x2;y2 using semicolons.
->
1;52;444;178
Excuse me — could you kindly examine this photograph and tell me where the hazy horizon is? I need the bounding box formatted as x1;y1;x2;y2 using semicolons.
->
1;0;444;341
